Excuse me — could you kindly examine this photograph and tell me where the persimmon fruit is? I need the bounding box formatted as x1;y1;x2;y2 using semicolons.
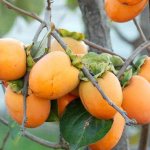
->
57;93;77;117
90;112;125;150
5;87;50;128
79;71;123;119
105;0;148;22
0;38;26;80
50;37;88;56
118;0;142;5
29;51;79;100
122;75;150;124
138;57;150;82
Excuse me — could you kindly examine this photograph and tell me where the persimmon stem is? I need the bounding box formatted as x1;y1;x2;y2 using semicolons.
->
0;117;69;149
21;72;29;133
117;41;150;78
52;30;136;126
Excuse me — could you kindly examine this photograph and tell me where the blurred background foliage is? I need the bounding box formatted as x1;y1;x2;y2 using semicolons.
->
0;0;150;150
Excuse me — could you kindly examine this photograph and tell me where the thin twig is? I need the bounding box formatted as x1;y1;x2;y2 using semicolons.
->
83;39;126;61
0;131;10;150
138;124;149;150
81;66;135;126
0;0;45;24
133;19;147;42
46;0;52;49
21;72;30;133
117;41;150;78
52;30;136;126
133;18;150;54
33;24;46;43
0;117;68;149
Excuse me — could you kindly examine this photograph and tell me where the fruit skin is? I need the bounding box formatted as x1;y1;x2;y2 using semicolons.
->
29;51;79;100
90;112;125;150
5;87;50;128
79;71;123;119
50;37;88;56
138;57;150;82
0;38;26;80
122;75;150;124
105;0;148;22
57;94;77;117
118;0;142;5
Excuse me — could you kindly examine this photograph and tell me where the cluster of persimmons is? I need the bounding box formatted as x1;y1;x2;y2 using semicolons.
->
1;35;150;150
0;0;150;149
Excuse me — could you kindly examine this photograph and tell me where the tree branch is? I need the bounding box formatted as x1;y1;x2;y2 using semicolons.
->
0;0;45;24
133;18;150;55
51;30;135;126
117;41;150;78
83;39;126;61
46;0;52;49
138;124;149;150
21;72;30;133
0;117;68;149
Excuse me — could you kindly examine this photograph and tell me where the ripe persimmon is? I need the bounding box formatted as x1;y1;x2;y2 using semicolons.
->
29;51;79;100
122;75;150;124
118;0;142;5
5;87;50;128
0;38;26;80
50;37;88;56
79;71;123;119
90;112;125;150
105;0;148;22
138;57;150;82
57;94;77;117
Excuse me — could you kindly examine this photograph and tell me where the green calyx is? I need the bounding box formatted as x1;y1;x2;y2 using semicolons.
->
8;79;24;93
66;48;83;69
25;44;36;71
120;67;133;88
79;52;124;81
58;28;85;41
133;55;148;75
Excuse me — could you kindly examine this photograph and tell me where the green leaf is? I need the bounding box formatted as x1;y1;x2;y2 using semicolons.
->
60;100;113;150
0;4;17;36
9;121;21;145
66;0;78;10
31;41;48;59
110;55;124;67
46;101;59;122
8;79;24;93
133;55;148;74
120;68;133;88
15;0;44;22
